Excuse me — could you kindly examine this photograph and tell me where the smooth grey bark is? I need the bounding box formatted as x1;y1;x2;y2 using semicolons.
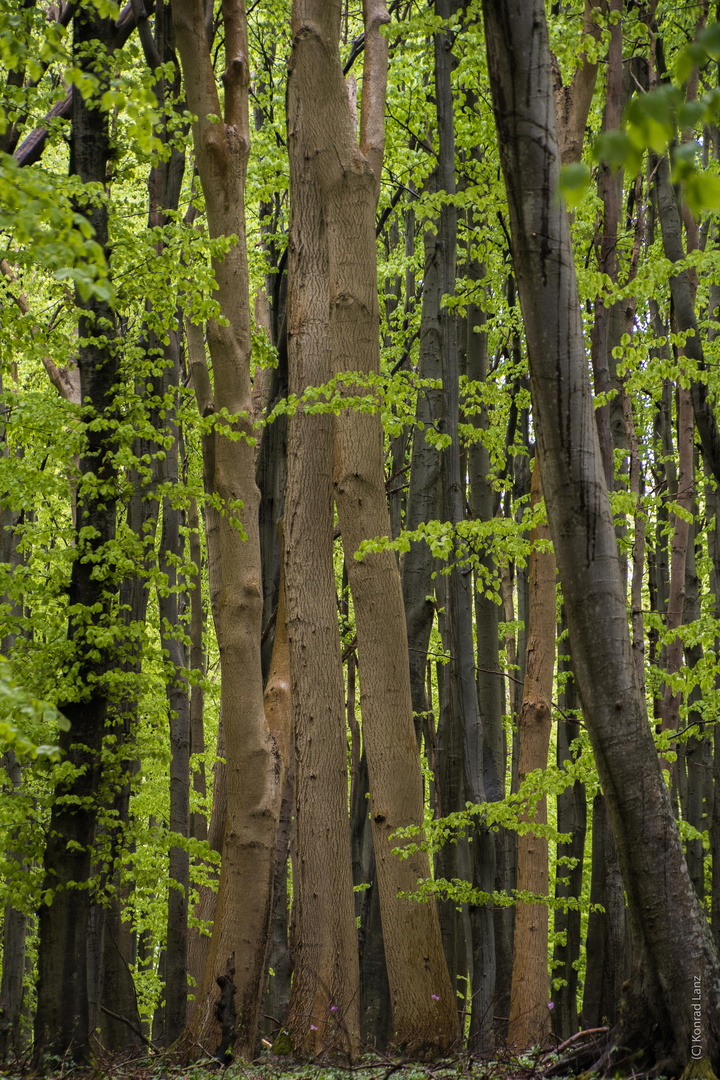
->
465;248;510;1036
433;590;466;1010
483;0;720;1069
583;792;626;1030
401;200;443;747
435;0;494;1050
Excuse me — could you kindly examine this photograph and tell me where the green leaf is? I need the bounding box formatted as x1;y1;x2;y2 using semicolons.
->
684;172;720;215
558;163;590;208
592;129;632;170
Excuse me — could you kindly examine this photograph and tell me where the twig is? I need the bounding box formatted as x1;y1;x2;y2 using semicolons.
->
548;1024;609;1057
99;1005;157;1052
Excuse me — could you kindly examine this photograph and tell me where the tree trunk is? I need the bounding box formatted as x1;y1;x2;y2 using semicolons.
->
435;0;495;1050
551;618;586;1040
172;0;285;1055
583;792;626;1030
283;7;360;1052
286;0;458;1052
34;8;119;1058
483;1;720;1070
401;200;443;746
188;496;207;846
508;455;555;1050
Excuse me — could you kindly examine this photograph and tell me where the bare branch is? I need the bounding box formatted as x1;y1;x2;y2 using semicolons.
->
359;0;389;181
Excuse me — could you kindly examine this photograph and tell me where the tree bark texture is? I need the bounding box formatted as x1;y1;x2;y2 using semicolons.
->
284;7;360;1052
483;0;720;1069
172;0;286;1055
287;0;458;1052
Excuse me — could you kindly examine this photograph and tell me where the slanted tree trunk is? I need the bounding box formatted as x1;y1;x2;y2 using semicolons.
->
508;455;555;1050
483;1;720;1070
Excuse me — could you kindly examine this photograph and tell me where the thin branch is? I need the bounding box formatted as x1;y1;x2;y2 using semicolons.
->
99;1006;157;1052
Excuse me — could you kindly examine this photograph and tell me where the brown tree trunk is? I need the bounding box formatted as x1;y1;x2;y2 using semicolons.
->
551;618;586;1040
172;0;286;1056
508;455;555;1049
188;496;207;847
286;0;458;1052
283;6;360;1053
483;1;720;1070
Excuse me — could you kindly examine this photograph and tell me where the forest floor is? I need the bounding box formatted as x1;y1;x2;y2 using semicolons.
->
0;1064;562;1080
0;1039;610;1080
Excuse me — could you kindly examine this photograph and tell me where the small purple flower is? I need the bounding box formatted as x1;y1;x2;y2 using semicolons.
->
547;1002;554;1010
330;1005;338;1012
431;994;440;1001
310;1024;317;1030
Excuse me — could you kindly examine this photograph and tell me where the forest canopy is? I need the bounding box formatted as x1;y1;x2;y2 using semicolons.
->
1;0;720;1075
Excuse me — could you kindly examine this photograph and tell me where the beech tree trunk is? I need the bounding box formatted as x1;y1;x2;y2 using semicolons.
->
551;618;586;1039
172;0;286;1056
283;7;360;1053
286;0;458;1053
483;1;720;1070
508;455;555;1050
